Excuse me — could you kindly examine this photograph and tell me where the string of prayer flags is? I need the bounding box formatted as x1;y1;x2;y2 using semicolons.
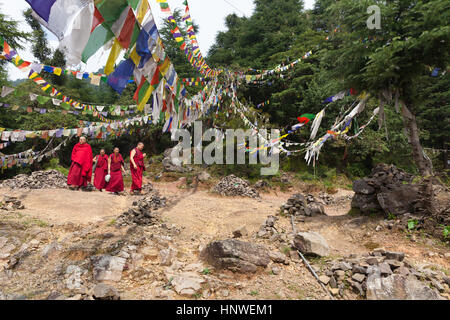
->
257;100;270;108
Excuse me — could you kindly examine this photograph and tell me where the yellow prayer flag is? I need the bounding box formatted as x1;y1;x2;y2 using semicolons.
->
105;39;122;75
137;0;149;23
53;67;62;76
130;46;141;67
138;85;155;111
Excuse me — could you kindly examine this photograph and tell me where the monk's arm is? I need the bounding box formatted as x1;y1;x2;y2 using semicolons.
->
130;149;137;169
107;157;111;174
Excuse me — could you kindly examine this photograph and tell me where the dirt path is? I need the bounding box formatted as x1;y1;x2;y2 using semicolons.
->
0;182;448;300
0;188;132;225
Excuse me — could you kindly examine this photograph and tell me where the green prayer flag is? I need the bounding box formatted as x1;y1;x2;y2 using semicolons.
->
82;25;114;63
127;0;140;10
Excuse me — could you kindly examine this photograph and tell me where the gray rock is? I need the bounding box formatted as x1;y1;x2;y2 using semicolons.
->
167;272;205;296
385;251;405;262
366;274;443;300
377;185;420;216
233;226;248;238
352;265;367;274
334;270;346;280
329;276;338;288
336;262;352;271
93;283;120;300
385;259;403;269
351;193;382;214
353;179;376;195
396;266;410;276
443;276;450;286
269;251;287;264
379;263;393;275
159;248;177;266
352;282;365;296
47;292;66;300
0;243;16;259
293;232;329;257
65;265;84;290
366;257;381;265
90;255;126;282
271;266;281;275
319;275;331;285
41;242;61;258
352;273;366;283
201;239;270;273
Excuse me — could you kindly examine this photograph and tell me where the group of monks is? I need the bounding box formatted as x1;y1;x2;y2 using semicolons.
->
67;136;147;195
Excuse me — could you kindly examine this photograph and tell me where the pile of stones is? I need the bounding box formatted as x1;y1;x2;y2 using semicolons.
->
141;183;154;194
318;192;334;205
317;249;447;300
256;215;279;239
0;196;24;211
351;163;418;215
0;170;67;189
281;193;325;216
213;175;260;198
116;194;166;226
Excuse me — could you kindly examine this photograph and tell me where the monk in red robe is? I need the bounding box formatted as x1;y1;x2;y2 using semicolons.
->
130;142;146;194
106;147;125;194
67;136;93;190
93;149;108;191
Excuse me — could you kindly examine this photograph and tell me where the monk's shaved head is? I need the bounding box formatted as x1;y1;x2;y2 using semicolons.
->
79;136;87;144
137;142;144;150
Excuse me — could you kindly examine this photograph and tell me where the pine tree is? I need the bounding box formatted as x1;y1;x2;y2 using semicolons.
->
324;0;450;176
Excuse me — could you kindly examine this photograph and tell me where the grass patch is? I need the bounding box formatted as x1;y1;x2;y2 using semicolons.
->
44;158;69;176
201;268;211;275
364;241;381;250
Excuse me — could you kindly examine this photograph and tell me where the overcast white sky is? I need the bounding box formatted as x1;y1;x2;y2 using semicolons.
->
1;0;315;81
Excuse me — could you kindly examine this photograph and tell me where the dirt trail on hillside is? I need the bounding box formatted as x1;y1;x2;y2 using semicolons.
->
0;188;131;225
0;181;448;300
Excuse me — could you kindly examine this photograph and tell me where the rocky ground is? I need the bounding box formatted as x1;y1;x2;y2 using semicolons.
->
0;170;449;300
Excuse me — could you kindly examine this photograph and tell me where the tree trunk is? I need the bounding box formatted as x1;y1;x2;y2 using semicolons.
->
400;100;433;176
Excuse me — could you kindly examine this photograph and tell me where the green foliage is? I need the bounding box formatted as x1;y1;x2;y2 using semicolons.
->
443;226;450;240
24;8;52;63
408;220;419;230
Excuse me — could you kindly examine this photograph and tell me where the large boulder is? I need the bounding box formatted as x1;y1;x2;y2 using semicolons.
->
376;184;420;215
293;232;330;257
351;164;419;216
351;193;382;214
366;274;443;300
201;239;270;273
353;179;376;195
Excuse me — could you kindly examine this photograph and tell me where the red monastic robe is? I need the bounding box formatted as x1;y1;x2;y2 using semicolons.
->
106;153;124;193
67;142;93;187
130;148;146;191
93;154;108;190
